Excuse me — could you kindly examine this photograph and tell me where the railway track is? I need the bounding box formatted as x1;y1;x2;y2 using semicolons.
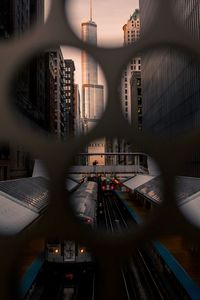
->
100;191;183;299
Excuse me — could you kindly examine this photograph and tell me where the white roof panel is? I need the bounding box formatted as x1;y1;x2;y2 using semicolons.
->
65;178;79;192
32;159;49;179
123;175;155;191
0;194;39;235
179;192;200;227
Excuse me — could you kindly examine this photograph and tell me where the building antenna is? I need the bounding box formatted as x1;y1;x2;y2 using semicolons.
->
90;0;93;21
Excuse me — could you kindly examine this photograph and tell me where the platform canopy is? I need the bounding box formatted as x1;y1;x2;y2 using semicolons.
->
123;174;155;191
133;175;200;226
0;193;39;235
65;177;80;192
0;176;48;235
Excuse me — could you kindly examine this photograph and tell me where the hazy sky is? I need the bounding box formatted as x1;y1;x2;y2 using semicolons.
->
45;0;139;86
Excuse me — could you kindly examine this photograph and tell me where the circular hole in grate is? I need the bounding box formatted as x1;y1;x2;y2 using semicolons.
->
66;137;164;236
66;0;142;48
120;46;200;139
9;45;107;138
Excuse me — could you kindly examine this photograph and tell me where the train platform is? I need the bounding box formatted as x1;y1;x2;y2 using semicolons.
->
0;162;81;298
19;251;44;299
115;188;200;298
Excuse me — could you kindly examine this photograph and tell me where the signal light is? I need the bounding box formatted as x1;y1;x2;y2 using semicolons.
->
65;273;74;280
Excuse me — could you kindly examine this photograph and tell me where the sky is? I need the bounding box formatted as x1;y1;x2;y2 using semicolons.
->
45;0;139;86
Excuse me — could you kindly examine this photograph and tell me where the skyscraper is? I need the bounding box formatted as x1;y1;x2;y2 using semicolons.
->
81;21;104;131
81;3;105;166
114;9;141;165
121;9;141;123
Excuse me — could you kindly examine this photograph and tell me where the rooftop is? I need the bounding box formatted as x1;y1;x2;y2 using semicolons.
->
129;9;140;21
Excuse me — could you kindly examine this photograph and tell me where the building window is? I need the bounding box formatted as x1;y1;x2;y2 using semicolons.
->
125;89;127;94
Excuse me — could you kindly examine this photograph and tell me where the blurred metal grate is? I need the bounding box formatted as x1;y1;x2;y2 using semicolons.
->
0;0;200;299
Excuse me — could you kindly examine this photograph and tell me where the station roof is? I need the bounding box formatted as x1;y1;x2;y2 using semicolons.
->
133;175;200;225
0;193;38;235
66;177;80;192
0;176;48;235
135;176;163;205
0;176;49;213
176;177;200;227
122;174;155;191
0;171;81;235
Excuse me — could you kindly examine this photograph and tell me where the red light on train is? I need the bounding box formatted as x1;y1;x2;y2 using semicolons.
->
65;273;74;280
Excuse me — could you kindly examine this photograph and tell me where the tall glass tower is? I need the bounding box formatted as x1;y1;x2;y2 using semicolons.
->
81;4;105;166
81;20;104;131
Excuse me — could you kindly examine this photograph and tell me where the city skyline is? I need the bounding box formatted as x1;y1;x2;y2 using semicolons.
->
45;0;139;87
66;0;139;47
61;0;139;86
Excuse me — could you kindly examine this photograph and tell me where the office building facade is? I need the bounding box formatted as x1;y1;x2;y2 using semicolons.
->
130;71;142;131
121;9;141;122
140;0;200;176
74;84;82;136
0;1;45;180
64;59;75;138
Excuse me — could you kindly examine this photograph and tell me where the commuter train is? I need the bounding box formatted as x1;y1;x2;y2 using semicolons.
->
45;181;97;266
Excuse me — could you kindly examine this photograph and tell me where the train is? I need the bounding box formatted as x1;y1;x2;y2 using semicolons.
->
45;181;97;266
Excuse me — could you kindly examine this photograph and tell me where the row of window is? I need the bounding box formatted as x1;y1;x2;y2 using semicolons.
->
131;65;141;71
89;143;104;147
128;30;140;34
133;59;141;64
